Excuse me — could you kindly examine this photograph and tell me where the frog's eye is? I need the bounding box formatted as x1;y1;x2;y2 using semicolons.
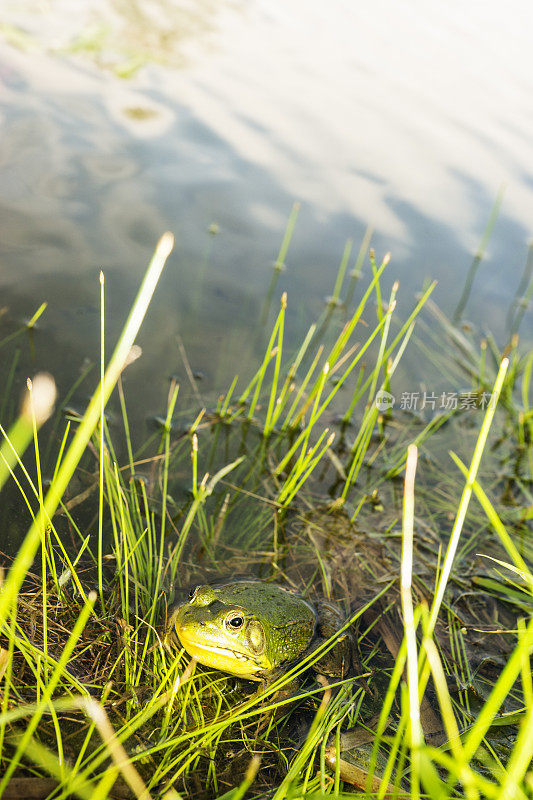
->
225;612;244;632
188;586;200;601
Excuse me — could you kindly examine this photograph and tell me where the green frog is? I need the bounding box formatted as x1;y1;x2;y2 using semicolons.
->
169;579;354;682
169;580;390;791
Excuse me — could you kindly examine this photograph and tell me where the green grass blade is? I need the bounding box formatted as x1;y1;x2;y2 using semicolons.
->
0;233;173;628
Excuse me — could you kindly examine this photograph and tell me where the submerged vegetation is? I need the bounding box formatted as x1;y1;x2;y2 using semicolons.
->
0;222;531;800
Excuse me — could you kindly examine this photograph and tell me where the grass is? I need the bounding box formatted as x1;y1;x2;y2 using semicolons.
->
0;222;531;800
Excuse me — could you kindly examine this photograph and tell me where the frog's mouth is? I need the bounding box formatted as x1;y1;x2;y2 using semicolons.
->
176;629;266;680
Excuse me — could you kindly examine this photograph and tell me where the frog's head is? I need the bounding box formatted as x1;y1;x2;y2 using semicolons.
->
172;581;316;680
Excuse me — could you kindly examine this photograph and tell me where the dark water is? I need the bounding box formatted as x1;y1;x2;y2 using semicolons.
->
1;0;532;434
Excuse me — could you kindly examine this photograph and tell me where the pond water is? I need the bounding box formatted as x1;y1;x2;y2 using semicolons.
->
1;0;532;431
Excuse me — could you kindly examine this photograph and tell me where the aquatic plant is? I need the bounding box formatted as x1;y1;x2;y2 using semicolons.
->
0;225;531;800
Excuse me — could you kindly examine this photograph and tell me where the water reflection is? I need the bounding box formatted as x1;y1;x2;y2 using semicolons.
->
2;0;240;75
0;0;532;440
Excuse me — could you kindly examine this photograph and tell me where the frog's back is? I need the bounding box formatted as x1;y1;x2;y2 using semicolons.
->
216;580;315;629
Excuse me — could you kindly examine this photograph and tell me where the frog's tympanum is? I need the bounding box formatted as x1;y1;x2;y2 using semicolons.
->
171;580;354;682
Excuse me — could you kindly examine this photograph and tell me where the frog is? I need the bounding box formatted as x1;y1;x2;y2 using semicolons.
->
169;579;354;683
168;580;388;788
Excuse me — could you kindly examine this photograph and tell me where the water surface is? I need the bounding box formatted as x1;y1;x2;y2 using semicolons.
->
0;0;532;430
